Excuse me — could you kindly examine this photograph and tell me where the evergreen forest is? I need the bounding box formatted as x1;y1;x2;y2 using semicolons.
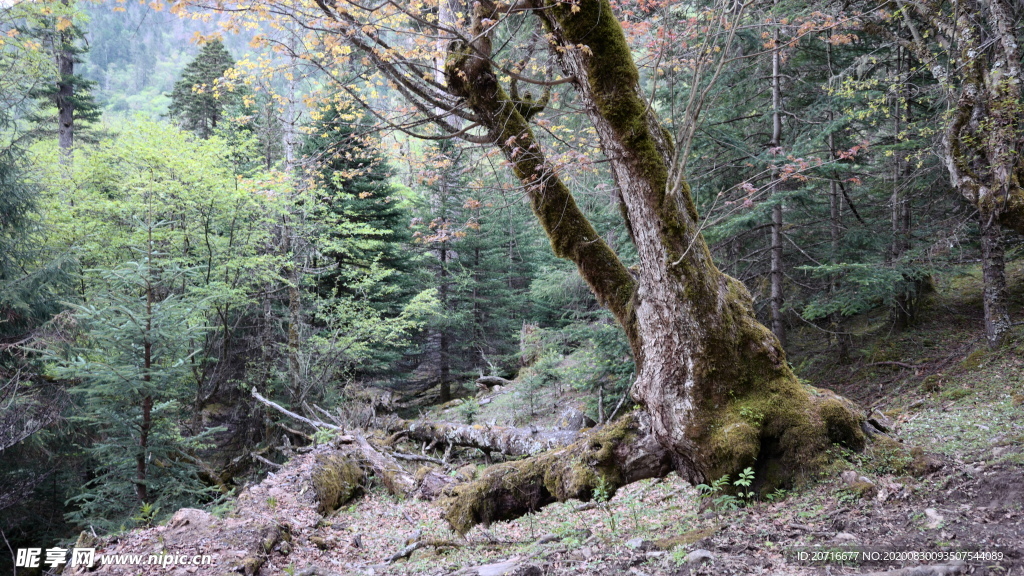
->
1;0;1022;574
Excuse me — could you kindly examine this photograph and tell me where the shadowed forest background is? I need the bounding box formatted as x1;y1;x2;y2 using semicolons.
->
1;0;1023;573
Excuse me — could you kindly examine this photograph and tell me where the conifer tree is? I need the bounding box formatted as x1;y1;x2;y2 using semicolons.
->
168;39;236;139
26;0;100;155
410;142;528;400
301;104;413;311
49;244;217;530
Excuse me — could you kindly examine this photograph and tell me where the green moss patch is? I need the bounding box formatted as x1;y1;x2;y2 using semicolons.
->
311;454;364;515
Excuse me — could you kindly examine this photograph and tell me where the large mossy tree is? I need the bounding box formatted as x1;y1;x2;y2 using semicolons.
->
207;0;870;523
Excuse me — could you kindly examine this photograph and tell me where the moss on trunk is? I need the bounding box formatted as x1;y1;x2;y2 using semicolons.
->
440;412;671;534
311;454;364;514
443;0;867;498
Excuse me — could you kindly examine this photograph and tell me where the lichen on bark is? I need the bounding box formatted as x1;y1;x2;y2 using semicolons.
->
439;0;867;501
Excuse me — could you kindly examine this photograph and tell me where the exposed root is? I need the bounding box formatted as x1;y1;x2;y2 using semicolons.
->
439;411;672;534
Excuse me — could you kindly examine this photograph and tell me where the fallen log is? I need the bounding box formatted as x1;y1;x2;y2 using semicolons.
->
439;411;673;534
350;433;417;497
251;389;415;498
385;418;581;457
310;453;365;514
476;375;512;390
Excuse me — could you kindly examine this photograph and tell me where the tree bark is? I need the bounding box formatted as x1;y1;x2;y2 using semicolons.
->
438;239;451;403
440;412;672;534
769;10;786;348
979;215;1011;347
443;0;866;490
55;0;75;160
771;203;785;347
385;418;580;457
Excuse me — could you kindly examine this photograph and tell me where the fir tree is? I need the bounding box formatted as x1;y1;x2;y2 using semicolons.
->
49;249;217;530
25;0;101;153
167;39;237;139
409;142;528;400
301;104;413;311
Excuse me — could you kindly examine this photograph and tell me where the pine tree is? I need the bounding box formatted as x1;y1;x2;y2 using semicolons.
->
25;0;100;154
167;39;237;139
301;104;413;311
49;241;217;530
409;142;529;400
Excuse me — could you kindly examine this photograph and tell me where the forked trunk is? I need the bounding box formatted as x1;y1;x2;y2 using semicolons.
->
445;0;865;489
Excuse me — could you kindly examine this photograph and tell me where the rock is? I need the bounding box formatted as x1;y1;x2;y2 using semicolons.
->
992;445;1012;459
925;508;944;529
683;549;714;565
555;407;596;431
536;533;561;545
834;532;858;542
310;536;330;550
456;464;478;482
840;470;876;498
167;508;216;531
625;537;654;551
910;447;945;475
868;410;896;433
840;470;873;487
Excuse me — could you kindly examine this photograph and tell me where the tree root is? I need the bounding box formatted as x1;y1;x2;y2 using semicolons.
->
386;539;462;563
439;411;672;534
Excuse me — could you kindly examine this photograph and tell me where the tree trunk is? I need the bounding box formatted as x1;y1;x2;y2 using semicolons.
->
55;6;75;160
137;394;152;503
769;12;786;348
385;418;580;457
898;0;1022;340
138;255;154;504
438;239;451;403
444;0;866;490
770;203;785;347
979;214;1011;348
890;48;914;330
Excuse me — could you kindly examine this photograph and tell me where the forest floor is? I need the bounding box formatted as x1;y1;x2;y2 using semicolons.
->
73;264;1024;576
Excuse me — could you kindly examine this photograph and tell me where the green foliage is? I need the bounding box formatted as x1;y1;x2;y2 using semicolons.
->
167;39;237;139
695;467;757;511
798;263;933;321
406;140;533;390
48;257;221;531
457;401;478;425
132;502;160;527
312;428;338;446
